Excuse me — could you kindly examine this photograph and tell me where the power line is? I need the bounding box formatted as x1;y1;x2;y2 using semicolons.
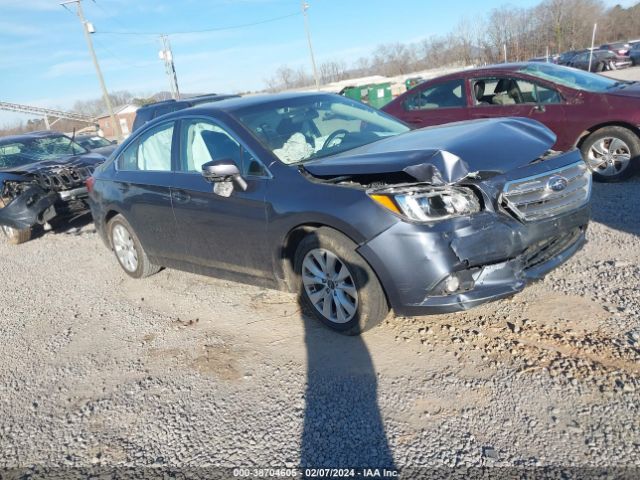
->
93;11;301;36
90;0;140;35
91;37;154;69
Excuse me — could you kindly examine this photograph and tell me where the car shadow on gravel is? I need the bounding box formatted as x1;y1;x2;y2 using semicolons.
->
590;178;640;237
295;238;396;470
30;212;95;241
299;313;396;470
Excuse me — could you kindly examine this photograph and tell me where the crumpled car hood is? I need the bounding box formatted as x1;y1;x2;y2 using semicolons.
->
0;152;105;176
303;117;556;183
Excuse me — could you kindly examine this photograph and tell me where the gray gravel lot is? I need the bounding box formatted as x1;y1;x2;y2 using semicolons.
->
1;180;639;475
1;68;640;477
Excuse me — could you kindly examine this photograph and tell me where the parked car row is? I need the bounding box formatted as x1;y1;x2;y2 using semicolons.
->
559;49;632;72
383;62;640;182
534;40;640;72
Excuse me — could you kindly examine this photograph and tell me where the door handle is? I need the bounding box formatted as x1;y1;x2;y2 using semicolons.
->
531;104;546;113
171;190;191;203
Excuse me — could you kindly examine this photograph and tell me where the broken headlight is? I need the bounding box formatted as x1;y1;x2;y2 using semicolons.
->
369;186;480;222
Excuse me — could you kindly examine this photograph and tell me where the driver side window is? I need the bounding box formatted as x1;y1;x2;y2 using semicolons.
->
472;77;560;105
179;119;267;177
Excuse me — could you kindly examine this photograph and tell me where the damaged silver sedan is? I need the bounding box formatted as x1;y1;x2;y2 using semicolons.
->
88;93;591;335
0;131;105;244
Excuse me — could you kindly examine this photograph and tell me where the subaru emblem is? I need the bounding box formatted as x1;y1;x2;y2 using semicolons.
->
547;175;568;192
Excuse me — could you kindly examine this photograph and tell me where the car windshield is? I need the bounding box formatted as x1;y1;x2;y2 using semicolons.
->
520;63;625;92
233;95;409;164
78;136;112;149
0;135;87;170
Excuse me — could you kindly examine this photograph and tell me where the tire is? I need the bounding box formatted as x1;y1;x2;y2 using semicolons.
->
0;224;32;245
294;227;389;335
580;126;639;182
595;62;605;72
107;214;161;279
0;198;32;245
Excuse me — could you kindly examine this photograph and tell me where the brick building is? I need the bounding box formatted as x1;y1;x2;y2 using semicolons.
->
95;104;138;139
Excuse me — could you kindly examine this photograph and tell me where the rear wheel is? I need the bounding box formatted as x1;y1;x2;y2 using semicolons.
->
294;227;389;335
0;198;32;245
108;214;160;278
580;127;639;182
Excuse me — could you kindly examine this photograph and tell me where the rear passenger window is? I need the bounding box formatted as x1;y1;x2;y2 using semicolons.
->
118;122;174;171
404;79;466;110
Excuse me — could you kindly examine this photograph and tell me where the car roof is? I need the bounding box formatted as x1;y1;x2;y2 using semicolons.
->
0;130;65;145
164;91;338;117
137;93;238;111
415;63;537;83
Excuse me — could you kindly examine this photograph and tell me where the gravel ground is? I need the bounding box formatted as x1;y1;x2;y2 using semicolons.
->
1;87;640;477
603;65;640;82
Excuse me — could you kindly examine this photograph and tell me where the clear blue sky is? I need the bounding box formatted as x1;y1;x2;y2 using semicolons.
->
0;0;634;124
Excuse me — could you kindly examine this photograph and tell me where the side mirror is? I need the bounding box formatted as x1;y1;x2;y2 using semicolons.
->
201;159;248;192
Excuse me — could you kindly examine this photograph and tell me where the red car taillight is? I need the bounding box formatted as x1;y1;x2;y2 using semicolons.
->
86;176;95;194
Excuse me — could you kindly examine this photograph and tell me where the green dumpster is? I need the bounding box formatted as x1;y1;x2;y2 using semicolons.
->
367;82;392;109
340;86;366;102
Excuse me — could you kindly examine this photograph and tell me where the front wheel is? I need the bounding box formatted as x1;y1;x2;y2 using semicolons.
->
294;227;389;335
580;127;639;182
0;198;32;245
1;224;32;245
108;214;161;278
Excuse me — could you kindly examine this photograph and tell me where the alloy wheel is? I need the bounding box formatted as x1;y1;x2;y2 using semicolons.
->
112;224;139;272
302;248;358;324
586;136;632;177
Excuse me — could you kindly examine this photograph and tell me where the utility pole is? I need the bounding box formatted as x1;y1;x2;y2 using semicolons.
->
159;35;180;100
588;23;598;73
301;1;320;90
61;0;122;141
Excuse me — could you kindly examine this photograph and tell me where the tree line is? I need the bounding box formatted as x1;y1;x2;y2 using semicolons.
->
265;0;640;91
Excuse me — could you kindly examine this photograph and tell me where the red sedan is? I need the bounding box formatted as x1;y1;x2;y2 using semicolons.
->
382;62;640;181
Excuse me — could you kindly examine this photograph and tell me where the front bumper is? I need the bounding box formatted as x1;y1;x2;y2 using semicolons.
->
58;186;88;201
357;204;589;316
0;186;90;230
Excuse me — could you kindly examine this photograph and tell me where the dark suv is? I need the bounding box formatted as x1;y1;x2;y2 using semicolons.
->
131;94;239;132
88;93;591;335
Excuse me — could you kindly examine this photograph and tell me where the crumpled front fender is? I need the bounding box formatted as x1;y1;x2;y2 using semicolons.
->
0;185;58;230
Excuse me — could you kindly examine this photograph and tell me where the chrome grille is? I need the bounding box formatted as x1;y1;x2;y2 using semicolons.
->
501;161;591;222
35;166;95;191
